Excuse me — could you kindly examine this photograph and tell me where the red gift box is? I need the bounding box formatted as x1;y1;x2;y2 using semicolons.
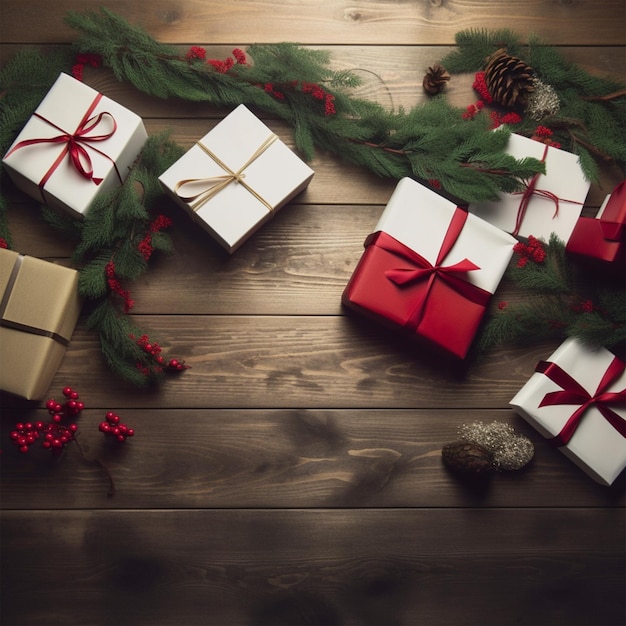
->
342;179;515;359
566;181;625;273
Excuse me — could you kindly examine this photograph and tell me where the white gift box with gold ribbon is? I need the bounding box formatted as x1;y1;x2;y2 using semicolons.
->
158;104;315;253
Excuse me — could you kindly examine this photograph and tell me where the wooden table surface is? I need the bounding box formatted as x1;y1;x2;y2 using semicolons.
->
1;2;625;625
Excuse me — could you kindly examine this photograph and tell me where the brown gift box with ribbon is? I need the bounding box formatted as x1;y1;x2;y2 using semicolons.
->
2;72;147;219
0;249;82;401
158;104;314;253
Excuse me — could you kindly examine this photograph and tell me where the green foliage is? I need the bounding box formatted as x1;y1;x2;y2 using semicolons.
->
65;8;545;203
479;235;626;352
439;30;626;182
69;132;184;385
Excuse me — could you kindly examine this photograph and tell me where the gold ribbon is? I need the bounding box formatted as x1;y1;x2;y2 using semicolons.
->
174;134;279;212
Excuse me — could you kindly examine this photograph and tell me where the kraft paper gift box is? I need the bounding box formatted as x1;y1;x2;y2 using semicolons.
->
0;249;82;401
342;177;516;359
2;72;147;218
566;180;625;273
467;133;590;242
510;338;626;486
158;104;314;253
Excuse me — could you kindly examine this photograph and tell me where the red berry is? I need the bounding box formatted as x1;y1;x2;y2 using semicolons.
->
126;429;134;437
52;413;62;423
63;387;73;397
117;435;125;442
19;445;29;453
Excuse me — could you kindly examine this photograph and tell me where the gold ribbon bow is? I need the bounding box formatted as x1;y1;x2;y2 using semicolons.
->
174;134;279;212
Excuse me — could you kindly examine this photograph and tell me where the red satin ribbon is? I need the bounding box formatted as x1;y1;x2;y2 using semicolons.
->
366;208;490;332
535;357;626;447
599;181;626;242
512;143;584;236
5;92;119;199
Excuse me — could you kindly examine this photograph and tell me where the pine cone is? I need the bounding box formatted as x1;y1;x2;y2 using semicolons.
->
442;441;494;474
423;63;450;95
484;48;535;109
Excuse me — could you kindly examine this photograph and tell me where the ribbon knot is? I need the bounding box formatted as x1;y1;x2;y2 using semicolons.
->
536;356;626;447
370;208;489;332
175;134;278;212
512;143;584;236
5;93;118;193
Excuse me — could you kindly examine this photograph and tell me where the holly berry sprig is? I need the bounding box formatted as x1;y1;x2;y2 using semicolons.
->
8;386;136;496
10;386;84;455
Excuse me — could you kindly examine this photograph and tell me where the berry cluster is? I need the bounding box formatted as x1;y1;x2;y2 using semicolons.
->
490;110;522;129
71;52;103;81
262;80;336;116
463;71;522;128
201;48;247;73
105;261;134;313
513;235;547;268
0;238;8;249
99;412;134;442
131;333;191;376
137;214;173;261
530;125;561;149
10;387;83;455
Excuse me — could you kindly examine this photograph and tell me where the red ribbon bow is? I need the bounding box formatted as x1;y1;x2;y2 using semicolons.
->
535;356;626;447
367;208;490;331
5;92;118;196
512;143;584;236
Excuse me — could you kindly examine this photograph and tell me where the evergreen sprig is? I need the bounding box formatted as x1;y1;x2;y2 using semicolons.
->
72;132;185;386
479;234;626;352
440;29;626;182
65;8;544;203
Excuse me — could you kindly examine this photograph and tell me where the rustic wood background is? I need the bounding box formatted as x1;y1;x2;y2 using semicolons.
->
1;2;625;625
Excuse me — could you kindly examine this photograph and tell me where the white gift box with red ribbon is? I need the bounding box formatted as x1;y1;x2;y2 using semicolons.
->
467;133;590;243
2;72;147;218
510;338;626;486
158;104;315;253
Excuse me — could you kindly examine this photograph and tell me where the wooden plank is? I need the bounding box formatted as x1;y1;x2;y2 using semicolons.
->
1;408;624;509
0;316;559;410
2;508;624;626
1;0;625;45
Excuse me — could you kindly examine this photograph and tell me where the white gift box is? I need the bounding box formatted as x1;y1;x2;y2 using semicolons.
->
342;177;516;358
510;338;626;486
375;178;516;294
2;73;147;218
467;133;590;242
158;104;314;253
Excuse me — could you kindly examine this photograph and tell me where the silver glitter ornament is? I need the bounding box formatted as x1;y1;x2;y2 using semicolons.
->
459;421;535;471
525;78;561;121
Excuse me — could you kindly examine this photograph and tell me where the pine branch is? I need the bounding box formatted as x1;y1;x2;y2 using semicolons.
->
439;30;626;181
65;8;544;203
478;235;626;352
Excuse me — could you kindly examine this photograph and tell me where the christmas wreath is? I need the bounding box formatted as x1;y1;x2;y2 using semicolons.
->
0;9;624;386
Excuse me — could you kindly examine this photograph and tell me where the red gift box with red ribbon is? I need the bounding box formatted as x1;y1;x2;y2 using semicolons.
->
511;338;626;486
342;178;516;359
566;181;626;273
2;73;147;218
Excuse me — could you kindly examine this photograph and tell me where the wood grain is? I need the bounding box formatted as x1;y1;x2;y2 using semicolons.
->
2;409;624;509
1;0;625;45
1;2;625;626
2;509;624;626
